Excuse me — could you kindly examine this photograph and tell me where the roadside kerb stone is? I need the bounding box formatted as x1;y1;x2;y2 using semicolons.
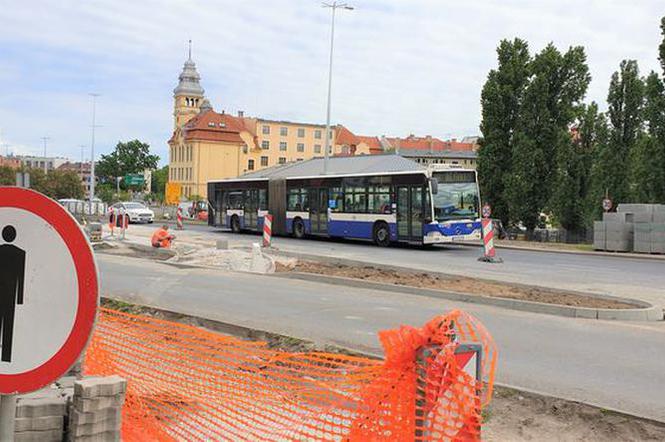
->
272;271;662;322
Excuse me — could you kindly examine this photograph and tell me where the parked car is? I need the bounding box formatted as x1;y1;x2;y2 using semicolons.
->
109;202;154;224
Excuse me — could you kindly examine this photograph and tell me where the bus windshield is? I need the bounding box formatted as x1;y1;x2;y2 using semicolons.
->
432;172;479;222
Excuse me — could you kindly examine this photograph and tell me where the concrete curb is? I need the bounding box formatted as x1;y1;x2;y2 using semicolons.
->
456;240;665;261
271;271;662;322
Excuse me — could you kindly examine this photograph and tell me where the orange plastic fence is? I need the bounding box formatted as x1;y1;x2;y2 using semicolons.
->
84;308;497;441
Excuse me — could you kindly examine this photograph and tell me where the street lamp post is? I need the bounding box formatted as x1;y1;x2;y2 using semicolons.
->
41;136;50;173
322;1;353;174
89;93;100;204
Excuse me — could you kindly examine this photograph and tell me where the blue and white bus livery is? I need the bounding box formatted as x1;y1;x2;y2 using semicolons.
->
207;154;481;247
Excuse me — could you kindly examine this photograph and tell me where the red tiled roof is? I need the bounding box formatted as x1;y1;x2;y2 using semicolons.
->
388;135;475;152
182;110;247;144
357;135;383;154
335;125;360;146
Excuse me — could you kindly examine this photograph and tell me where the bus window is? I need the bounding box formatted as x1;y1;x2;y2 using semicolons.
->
228;191;243;209
368;185;391;214
330;187;344;212
344;184;367;213
258;189;268;210
287;188;309;211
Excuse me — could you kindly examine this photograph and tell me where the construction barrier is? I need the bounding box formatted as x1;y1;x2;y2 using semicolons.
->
83;308;496;441
478;219;502;263
176;207;184;230
263;213;273;247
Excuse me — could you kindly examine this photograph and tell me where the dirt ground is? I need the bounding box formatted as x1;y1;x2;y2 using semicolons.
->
277;261;637;309
484;386;665;441
100;299;665;441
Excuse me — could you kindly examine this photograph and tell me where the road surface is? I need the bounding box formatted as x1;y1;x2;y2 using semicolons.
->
97;252;665;422
131;224;665;308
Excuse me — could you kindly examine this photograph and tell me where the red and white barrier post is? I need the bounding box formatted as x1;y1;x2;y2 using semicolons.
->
262;214;273;248
108;209;116;236
478;204;502;263
176;207;184;230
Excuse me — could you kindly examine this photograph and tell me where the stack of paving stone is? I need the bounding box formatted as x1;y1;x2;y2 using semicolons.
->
594;211;634;252
14;384;70;442
68;376;126;442
622;204;665;254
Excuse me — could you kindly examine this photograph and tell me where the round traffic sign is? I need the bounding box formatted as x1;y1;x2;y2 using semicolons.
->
0;187;98;394
602;198;612;212
482;204;491;219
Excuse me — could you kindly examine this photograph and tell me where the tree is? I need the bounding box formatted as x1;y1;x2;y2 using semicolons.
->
659;16;665;77
505;44;591;231
630;71;665;202
478;38;531;225
596;60;644;205
27;168;84;200
151;165;169;197
0;166;16;185
96;140;159;186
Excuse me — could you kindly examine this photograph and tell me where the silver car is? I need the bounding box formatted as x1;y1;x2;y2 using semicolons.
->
110;202;154;224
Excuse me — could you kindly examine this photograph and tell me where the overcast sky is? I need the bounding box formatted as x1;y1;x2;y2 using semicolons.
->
1;0;663;165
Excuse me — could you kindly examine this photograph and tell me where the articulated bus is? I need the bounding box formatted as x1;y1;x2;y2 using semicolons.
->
207;155;481;246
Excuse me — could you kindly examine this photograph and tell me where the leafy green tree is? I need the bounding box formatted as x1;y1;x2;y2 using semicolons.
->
27;168;84;200
505;44;591;231
96;140;159;186
151;165;169;198
0;166;16;185
596;60;644;205
659;16;665;77
478;38;531;226
630;72;665;202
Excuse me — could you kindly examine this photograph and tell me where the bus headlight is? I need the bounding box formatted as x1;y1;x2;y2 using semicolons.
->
466;223;473;229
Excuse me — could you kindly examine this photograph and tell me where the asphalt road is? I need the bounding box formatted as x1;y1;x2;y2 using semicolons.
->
98;253;665;422
149;223;665;308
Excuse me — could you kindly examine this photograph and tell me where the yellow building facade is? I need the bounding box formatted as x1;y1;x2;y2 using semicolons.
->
167;54;377;199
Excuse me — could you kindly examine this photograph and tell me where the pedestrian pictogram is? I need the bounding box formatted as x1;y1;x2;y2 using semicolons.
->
482;204;491;219
602;198;612;212
0;187;98;395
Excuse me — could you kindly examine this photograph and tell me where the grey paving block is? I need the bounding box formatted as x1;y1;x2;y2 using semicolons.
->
593;237;606;250
14;429;63;442
69;417;121;437
69;430;121;442
70;407;121;426
617;203;653;214
74;376;127;399
14;415;64;432
603;212;634;222
632;212;653;223
16;397;67;418
73;395;125;413
653;212;665;223
56;376;77;390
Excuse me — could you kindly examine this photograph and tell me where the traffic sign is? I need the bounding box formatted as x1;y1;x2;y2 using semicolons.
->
0;187;98;394
482;204;491;219
124;173;145;186
602;198;612;212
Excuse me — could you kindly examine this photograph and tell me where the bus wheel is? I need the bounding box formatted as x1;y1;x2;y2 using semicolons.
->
231;215;241;233
373;222;391;247
293;218;305;239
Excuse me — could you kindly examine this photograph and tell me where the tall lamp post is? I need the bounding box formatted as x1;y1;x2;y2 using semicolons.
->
321;1;353;174
89;93;101;204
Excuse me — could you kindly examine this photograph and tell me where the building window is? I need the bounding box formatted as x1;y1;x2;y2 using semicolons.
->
248;159;255;170
261;140;270;150
297;128;305;138
297;143;304;152
297;158;304;161
262;125;270;135
314;144;322;154
279;157;286;164
261;156;269;167
314;130;322;139
280;127;288;136
279;142;287;151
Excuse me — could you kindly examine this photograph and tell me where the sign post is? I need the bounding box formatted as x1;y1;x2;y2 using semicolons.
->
478;203;502;263
0;187;99;438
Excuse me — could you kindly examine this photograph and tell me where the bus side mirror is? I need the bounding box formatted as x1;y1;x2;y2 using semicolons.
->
429;177;439;195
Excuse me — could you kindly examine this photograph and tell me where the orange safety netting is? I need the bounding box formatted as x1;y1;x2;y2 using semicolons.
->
83;308;497;441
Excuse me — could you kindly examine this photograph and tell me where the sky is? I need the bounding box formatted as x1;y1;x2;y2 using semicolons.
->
0;0;663;165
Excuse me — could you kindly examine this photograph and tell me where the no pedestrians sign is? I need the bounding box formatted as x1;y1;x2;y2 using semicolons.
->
0;187;98;394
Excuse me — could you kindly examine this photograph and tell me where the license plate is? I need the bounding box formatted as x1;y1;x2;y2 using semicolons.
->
451;235;465;241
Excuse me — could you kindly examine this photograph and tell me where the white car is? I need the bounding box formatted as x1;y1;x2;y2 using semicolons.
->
109;202;154;224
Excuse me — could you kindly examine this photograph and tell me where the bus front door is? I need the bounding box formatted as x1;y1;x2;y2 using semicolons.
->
396;186;423;242
245;190;258;230
309;188;328;234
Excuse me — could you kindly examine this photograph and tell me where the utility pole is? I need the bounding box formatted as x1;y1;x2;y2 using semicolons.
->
41;136;50;173
89;93;101;204
321;1;353;174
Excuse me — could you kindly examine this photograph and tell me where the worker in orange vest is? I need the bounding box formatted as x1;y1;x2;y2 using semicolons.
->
151;225;175;249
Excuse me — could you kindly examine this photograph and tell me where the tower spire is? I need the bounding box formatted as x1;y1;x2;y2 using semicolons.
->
188;39;192;61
